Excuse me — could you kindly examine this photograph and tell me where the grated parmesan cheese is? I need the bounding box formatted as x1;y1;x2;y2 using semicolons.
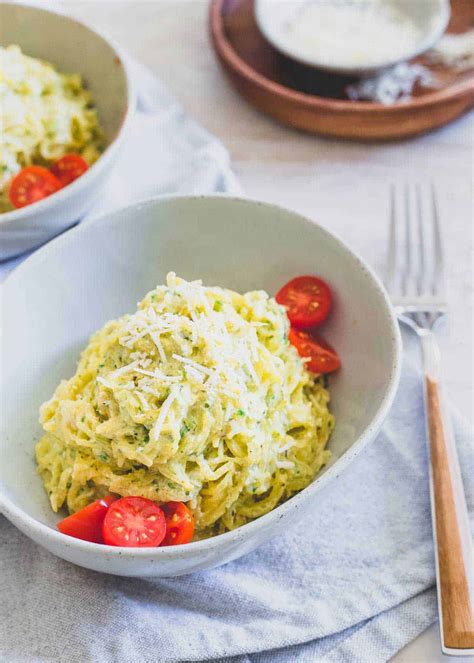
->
346;62;437;105
151;385;180;441
346;29;474;105
427;29;474;72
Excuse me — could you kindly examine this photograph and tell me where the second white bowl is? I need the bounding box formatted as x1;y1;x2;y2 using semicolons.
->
0;2;135;260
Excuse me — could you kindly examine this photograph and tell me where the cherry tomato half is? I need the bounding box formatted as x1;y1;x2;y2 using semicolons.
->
276;276;332;329
289;328;341;374
9;166;61;209
161;501;195;546
51;154;89;187
58;495;117;543
102;496;166;547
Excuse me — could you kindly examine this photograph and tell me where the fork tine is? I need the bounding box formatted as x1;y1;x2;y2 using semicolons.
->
431;184;445;297
386;182;447;319
415;183;425;296
386;184;398;292
401;182;412;296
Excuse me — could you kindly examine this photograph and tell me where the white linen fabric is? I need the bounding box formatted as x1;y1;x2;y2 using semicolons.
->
1;61;472;663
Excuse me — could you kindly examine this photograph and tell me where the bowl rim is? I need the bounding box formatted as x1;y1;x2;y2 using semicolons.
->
0;193;402;560
0;1;136;226
254;0;451;76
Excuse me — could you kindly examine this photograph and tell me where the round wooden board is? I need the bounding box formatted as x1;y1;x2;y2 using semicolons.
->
209;0;474;141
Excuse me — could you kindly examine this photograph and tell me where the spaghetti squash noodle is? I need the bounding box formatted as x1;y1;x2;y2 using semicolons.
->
0;45;103;212
36;274;334;537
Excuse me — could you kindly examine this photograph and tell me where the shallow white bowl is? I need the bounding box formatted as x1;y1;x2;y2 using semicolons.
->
255;0;451;76
0;195;401;577
0;2;135;260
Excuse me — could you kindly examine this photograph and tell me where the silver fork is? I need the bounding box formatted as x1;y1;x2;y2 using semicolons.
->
386;183;474;656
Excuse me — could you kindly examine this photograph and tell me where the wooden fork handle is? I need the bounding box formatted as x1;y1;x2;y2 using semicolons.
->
421;331;474;655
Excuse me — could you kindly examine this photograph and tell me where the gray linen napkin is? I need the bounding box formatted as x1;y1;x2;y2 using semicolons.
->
1;63;473;663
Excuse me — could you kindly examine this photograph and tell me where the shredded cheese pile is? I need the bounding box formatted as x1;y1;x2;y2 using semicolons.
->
427;29;474;72
346;30;474;105
346;62;437;105
36;273;334;536
0;45;103;212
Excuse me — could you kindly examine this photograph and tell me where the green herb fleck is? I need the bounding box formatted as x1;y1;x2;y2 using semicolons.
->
167;481;176;489
98;453;109;462
237;409;245;416
204;402;210;409
213;300;223;312
81;416;85;422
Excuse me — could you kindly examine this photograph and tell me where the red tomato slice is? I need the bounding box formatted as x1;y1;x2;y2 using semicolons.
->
57;495;117;543
8;166;61;209
51;154;89;187
102;496;166;547
289;328;341;374
276;276;332;329
161;502;195;546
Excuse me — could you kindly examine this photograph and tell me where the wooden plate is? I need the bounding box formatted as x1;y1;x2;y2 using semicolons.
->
209;0;474;140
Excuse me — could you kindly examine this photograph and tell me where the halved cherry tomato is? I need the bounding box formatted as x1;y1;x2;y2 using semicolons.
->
289;328;341;374
276;276;332;329
161;501;195;546
8;166;61;209
57;495;117;543
102;496;166;547
51;154;89;187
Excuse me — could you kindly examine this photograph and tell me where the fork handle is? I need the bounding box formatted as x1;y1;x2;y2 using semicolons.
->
421;330;474;655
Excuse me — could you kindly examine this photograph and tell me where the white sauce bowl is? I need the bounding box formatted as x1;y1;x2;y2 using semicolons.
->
0;2;135;260
255;0;451;76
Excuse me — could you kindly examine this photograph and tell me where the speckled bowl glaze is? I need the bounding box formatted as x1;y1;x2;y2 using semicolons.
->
0;2;135;260
0;195;402;577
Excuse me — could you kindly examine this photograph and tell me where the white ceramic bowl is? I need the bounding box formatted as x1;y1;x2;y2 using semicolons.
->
0;2;135;260
0;195;402;577
255;0;451;76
